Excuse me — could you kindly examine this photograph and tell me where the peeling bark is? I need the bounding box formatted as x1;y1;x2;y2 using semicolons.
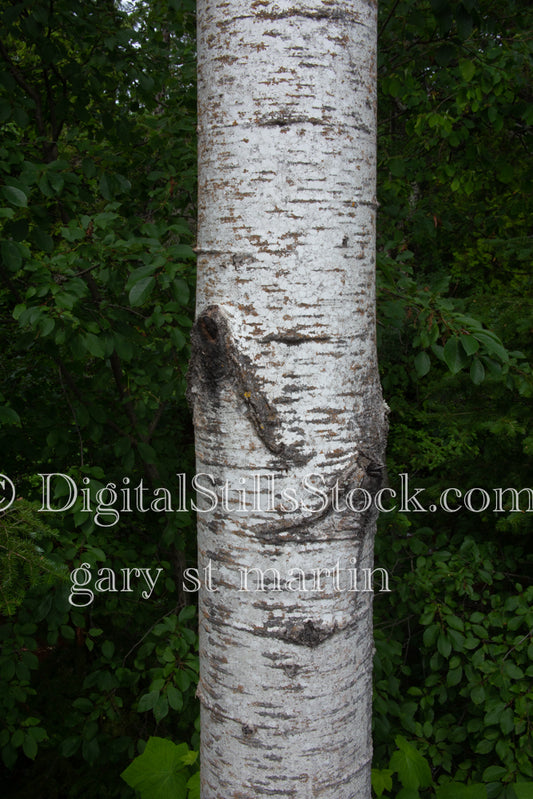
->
191;0;388;795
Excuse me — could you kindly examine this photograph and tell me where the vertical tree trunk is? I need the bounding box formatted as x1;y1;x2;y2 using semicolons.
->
189;0;387;795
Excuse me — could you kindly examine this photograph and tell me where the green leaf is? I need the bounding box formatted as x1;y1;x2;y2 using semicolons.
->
29;727;47;744
73;698;93;713
423;623;439;647
180;749;198;767
513;786;533;799
372;768;394;797
0;406;21;425
178;605;196;623
437;632;452;658
120;737;190;799
459;60;476;82
61;225;84;242
61;736;81;758
483;767;508;782
448;628;465;652
99;174;113;201
175;670;191;692
173;277;190;305
446;614;464;632
23;733;38;760
390;736;432;790
11;730;24;748
470;684;485;704
167;684;183;712
499;708;514;735
470;358;485;385
414;351;431;377
102;640;115;659
482;357;502;376
443;337;467;374
485;701;506;726
461;334;479;356
39;316;55;337
187;771;200;799
82;737;100;764
153;695;169;722
129;276;155;307
93;211;120;229
1;240;23;271
172;244;195;260
126;264;158;290
474;332;509;363
83;333;106;359
2;185;28;207
171;328;186;350
447;665;462;686
138;690;159;712
502;662;524;680
137;441;157;464
48;172;64;194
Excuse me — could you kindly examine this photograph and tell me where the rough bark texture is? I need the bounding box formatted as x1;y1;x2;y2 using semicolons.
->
190;0;388;795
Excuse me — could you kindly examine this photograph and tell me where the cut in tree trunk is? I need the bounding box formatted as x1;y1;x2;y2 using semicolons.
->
188;0;388;795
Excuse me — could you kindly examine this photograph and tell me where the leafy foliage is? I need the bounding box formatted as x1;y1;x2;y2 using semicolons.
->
373;528;533;795
0;0;199;794
0;500;66;615
121;737;199;799
372;1;532;797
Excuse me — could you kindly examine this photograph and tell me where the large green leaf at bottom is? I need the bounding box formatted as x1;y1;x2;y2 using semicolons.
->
120;737;194;799
390;736;432;790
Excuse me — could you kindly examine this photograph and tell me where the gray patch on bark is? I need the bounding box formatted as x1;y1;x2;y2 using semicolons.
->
253;8;364;23
257;114;329;128
261;331;333;346
187;305;313;465
232;252;257;269
250;618;338;648
283;619;336;648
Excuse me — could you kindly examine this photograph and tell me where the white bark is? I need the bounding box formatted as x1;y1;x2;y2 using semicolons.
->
189;0;387;796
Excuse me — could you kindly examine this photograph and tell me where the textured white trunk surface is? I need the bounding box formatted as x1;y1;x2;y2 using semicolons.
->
191;1;387;796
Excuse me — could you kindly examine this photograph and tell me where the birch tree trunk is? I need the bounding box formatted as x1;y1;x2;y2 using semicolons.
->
188;0;388;795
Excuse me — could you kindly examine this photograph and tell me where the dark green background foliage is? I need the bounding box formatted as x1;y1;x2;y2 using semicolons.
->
0;0;531;796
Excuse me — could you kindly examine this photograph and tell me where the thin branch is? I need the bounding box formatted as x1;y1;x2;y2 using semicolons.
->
147;401;167;440
378;0;402;39
121;605;181;666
